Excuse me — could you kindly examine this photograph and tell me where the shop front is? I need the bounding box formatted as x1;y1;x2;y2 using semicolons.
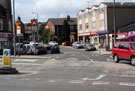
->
90;32;98;49
128;31;135;41
0;33;13;50
98;30;109;50
78;32;90;43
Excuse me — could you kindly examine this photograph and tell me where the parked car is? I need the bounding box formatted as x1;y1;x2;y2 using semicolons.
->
35;46;47;55
112;42;135;66
50;45;60;54
44;44;51;51
72;42;84;49
49;41;58;46
23;44;36;55
84;44;96;51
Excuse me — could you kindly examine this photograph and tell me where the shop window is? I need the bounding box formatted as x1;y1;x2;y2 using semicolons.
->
0;19;3;30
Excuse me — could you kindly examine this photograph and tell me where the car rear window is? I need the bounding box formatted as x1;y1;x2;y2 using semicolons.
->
114;42;119;48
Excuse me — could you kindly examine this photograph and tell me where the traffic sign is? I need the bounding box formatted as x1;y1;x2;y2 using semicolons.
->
16;22;21;35
3;49;11;67
31;19;38;31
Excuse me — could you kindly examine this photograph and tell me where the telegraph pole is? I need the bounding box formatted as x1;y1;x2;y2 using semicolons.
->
113;0;116;44
13;0;16;56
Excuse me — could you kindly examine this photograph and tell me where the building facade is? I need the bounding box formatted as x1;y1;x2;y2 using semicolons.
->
0;0;13;50
45;16;77;43
77;2;135;50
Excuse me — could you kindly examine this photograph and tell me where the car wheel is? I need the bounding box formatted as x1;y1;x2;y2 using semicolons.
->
130;56;135;66
113;54;119;63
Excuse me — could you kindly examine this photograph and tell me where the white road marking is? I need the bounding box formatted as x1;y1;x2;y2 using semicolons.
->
96;74;106;80
92;81;110;85
48;80;56;83
81;74;106;81
69;80;85;84
12;63;42;65
107;59;113;62
119;82;135;87
14;59;37;62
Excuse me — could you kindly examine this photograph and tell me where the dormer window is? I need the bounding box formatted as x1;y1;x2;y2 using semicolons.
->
92;11;96;17
100;8;104;14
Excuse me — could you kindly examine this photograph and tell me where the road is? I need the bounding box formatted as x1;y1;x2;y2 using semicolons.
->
0;46;135;91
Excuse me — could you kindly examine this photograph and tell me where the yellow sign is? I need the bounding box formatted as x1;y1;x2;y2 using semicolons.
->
3;49;12;67
31;19;38;31
16;22;21;35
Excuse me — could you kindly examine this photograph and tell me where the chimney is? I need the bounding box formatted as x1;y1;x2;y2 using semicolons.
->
67;15;70;21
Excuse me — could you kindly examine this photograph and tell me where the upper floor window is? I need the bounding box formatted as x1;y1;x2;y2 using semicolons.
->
79;24;82;31
92;11;96;17
100;20;105;27
79;15;82;20
92;21;96;29
85;13;89;19
8;21;12;31
0;19;3;30
85;23;89;29
100;8;104;14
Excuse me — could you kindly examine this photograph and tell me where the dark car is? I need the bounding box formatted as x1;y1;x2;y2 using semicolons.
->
51;45;60;54
84;44;96;51
35;46;47;55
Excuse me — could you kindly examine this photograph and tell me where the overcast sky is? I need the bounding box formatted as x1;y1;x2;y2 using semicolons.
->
12;0;135;23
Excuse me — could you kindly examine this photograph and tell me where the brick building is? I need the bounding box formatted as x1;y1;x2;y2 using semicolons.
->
45;16;77;43
0;0;13;50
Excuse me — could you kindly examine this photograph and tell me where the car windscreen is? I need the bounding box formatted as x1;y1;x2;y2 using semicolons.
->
130;43;135;50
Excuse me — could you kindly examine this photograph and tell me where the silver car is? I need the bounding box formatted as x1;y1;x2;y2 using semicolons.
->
72;42;84;49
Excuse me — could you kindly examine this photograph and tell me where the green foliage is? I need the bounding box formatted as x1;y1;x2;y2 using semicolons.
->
39;23;56;44
60;20;70;43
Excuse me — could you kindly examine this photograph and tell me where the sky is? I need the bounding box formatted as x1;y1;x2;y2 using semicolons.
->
12;0;135;23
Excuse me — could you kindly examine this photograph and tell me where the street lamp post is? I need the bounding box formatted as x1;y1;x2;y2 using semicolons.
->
13;0;16;56
113;0;116;44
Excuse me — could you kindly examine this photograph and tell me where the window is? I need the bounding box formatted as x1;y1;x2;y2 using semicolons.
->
130;43;135;50
92;21;96;29
8;21;12;31
119;43;125;49
85;23;89;29
100;8;104;14
0;19;3;30
100;20;105;27
79;15;82;20
114;42;119;48
92;11;96;17
79;24;82;31
119;43;129;49
85;13;89;18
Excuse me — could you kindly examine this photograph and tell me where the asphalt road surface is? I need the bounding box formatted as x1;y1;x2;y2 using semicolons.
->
0;46;135;91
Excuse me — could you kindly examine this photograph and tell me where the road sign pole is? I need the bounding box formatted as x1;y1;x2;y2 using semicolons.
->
18;36;21;56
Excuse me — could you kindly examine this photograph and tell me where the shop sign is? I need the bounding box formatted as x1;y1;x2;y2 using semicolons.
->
98;30;108;34
0;33;13;38
90;32;98;35
78;33;90;36
129;31;135;36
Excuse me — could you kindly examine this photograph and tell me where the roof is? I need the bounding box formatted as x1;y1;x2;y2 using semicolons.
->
48;18;77;25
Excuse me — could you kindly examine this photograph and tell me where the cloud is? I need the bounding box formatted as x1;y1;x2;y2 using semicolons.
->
14;0;135;23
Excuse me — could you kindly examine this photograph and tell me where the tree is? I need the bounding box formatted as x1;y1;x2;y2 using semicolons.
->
60;20;70;43
39;23;56;44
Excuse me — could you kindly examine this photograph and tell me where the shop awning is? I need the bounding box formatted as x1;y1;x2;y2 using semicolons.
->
98;30;108;34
